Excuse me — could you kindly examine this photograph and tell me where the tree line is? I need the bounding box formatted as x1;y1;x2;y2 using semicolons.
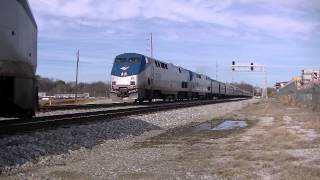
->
36;75;110;97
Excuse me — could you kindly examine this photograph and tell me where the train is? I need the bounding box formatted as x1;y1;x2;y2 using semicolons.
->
0;0;251;117
0;0;38;117
110;53;252;102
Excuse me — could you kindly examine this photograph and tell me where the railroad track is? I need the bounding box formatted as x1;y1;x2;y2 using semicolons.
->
0;98;248;135
39;100;181;112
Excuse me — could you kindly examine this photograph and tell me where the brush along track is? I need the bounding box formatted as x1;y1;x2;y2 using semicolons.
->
0;98;248;135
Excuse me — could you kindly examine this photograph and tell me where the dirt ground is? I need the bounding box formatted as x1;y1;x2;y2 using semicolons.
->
129;99;320;179
2;98;320;179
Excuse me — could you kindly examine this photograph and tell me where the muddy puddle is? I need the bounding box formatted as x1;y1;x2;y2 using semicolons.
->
134;119;249;148
191;120;248;132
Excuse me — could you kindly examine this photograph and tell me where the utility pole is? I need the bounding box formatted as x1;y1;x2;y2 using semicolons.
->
263;65;268;100
150;32;153;58
216;61;218;80
75;49;80;103
232;73;234;84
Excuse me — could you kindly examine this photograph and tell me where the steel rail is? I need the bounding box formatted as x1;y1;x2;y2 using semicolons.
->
0;98;248;135
39;100;191;112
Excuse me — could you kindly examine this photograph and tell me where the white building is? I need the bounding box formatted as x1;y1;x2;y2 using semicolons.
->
302;69;320;84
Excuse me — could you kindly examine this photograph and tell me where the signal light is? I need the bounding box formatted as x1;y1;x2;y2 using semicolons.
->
232;61;235;71
251;62;254;71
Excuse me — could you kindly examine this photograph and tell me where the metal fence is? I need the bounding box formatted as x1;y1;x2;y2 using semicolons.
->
295;84;320;109
277;82;320;110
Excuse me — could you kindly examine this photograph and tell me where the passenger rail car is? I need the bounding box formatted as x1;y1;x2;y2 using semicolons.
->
0;0;38;117
110;53;252;102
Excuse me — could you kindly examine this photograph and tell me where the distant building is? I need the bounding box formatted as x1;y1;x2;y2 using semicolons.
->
274;82;288;90
302;69;320;84
277;68;319;93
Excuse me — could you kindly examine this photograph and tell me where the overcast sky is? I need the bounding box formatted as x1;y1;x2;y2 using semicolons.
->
29;0;320;86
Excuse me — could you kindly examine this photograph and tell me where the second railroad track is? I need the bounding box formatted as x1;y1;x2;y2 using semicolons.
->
0;98;248;135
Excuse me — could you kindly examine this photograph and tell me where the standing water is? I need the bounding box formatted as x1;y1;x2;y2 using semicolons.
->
190;120;248;133
211;120;247;130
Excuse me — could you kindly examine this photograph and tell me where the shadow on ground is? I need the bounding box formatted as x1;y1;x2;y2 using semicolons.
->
0;118;161;171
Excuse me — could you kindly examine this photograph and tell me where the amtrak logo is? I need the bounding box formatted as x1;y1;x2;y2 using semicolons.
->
120;66;129;71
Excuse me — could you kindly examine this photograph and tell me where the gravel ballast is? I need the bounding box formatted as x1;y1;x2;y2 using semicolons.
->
0;99;258;178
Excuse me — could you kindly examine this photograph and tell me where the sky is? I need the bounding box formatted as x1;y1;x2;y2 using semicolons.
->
28;0;320;87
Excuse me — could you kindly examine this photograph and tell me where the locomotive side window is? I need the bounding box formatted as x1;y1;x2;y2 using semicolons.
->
178;68;181;73
155;61;168;69
181;82;188;88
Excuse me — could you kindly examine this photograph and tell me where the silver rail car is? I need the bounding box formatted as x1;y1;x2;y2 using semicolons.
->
110;53;252;102
0;0;38;117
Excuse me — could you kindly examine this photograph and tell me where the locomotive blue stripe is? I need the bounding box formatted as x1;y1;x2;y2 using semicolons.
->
111;53;146;77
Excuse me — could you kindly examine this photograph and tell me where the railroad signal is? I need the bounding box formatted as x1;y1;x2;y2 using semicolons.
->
232;61;235;71
230;61;268;99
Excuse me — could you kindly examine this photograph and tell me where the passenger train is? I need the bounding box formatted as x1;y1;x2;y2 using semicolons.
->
0;0;38;117
111;53;252;102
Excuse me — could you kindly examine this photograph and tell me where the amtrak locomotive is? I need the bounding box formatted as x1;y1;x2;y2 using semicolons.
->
111;53;252;102
0;0;38;117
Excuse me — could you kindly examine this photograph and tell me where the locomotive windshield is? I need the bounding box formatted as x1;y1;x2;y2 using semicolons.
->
111;54;146;76
115;57;140;64
115;58;126;64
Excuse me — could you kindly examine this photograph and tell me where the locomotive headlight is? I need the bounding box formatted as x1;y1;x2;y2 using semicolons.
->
112;81;116;85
